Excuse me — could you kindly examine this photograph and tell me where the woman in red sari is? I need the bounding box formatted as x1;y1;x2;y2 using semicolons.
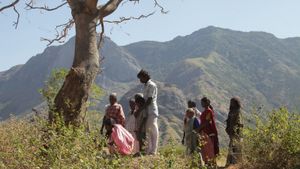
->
199;97;219;165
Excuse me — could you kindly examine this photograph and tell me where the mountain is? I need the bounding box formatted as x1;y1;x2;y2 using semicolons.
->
1;26;300;145
0;37;140;119
124;26;300;113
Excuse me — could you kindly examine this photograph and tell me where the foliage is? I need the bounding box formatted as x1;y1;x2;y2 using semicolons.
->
40;68;103;109
2;68;299;168
2;107;298;168
242;107;300;169
0;116;203;169
0;117;43;168
39;68;68;108
89;81;104;107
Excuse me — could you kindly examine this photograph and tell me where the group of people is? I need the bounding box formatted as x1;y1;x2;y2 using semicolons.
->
182;98;219;167
100;70;159;156
100;69;243;167
182;97;243;167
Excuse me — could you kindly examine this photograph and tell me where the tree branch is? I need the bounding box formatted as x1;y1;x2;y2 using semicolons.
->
0;0;21;29
41;19;75;46
97;0;165;48
153;0;168;14
99;0;124;17
0;0;19;12
121;0;140;6
104;12;155;24
25;1;67;11
12;6;20;29
97;11;154;48
98;17;105;49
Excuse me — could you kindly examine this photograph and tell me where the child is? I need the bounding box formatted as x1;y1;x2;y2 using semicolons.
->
134;93;147;155
125;99;139;154
188;100;201;119
183;108;200;154
183;108;205;166
182;100;201;144
104;118;134;155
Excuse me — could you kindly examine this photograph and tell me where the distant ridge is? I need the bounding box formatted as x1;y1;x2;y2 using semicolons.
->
1;26;300;120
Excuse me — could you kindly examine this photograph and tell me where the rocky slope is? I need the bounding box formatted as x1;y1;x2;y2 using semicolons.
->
1;26;300;145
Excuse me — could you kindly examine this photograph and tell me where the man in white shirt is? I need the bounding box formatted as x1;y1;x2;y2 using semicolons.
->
137;69;159;155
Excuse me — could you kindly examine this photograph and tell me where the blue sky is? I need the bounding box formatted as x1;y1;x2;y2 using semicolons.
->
1;0;300;71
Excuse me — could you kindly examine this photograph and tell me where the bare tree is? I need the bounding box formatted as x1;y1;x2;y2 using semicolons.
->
0;0;20;28
1;0;166;126
0;0;19;12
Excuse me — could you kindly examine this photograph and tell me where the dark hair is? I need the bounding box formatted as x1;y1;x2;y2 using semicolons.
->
230;97;241;110
187;100;196;108
109;93;117;103
135;94;145;105
201;97;210;105
103;118;115;126
201;97;213;109
137;69;150;79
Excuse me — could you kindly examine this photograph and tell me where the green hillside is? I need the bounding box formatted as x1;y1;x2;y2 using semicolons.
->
1;26;300;149
125;26;300;113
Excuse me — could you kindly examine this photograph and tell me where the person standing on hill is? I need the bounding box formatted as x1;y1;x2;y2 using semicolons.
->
226;97;243;166
199;97;219;166
183;108;200;154
134;93;148;155
137;69;159;155
101;93;125;135
125;98;139;154
182;100;201;144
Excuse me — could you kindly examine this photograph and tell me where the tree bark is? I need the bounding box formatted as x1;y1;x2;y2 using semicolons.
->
51;11;99;126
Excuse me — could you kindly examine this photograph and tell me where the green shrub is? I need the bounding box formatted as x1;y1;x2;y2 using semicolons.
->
242;107;300;169
0;118;43;168
40;68;103;110
39;68;68;109
0;118;197;169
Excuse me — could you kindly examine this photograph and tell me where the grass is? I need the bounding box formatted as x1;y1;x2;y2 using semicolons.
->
0;108;299;169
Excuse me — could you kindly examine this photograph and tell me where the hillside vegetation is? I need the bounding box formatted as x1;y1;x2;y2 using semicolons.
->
0;107;299;169
1;73;299;168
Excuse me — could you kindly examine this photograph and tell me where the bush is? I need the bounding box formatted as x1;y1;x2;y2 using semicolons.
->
0;117;200;169
0;117;43;168
0;116;107;168
242;108;300;169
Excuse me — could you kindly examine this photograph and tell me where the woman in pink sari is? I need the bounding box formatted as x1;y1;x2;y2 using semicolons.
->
104;118;134;155
199;97;219;165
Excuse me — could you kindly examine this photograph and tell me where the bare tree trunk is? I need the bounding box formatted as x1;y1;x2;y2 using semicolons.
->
51;12;99;126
